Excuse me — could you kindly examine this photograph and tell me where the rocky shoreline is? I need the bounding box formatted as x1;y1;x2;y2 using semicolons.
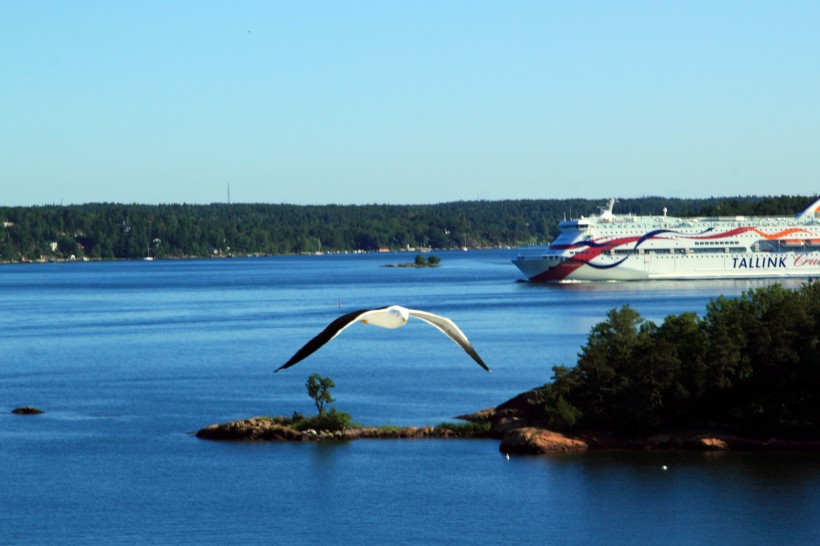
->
474;387;820;453
195;388;820;453
196;418;487;442
195;414;820;454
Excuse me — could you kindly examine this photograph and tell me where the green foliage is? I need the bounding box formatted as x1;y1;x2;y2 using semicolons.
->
305;373;335;415
376;425;403;433
290;408;352;432
413;254;440;267
314;407;352;431
574;305;645;427
435;421;492;434
289;378;352;431
0;195;813;261
539;282;820;439
538;383;583;431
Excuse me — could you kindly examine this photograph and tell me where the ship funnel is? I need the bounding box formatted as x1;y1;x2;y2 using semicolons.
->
797;196;820;220
599;199;616;218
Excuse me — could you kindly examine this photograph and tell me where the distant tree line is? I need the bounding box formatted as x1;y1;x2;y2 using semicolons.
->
0;195;814;262
534;282;820;439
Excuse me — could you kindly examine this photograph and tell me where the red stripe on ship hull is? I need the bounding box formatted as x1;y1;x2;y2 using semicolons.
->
529;240;633;282
693;227;810;241
530;258;585;282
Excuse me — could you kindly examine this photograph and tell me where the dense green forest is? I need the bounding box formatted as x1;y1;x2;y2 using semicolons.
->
532;282;820;439
0;195;814;262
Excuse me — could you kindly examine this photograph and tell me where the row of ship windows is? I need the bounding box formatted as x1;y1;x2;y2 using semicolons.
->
569;248;747;256
695;240;820;247
569;239;820;257
615;248;747;255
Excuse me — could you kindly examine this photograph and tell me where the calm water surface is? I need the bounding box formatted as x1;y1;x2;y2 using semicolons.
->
2;251;818;544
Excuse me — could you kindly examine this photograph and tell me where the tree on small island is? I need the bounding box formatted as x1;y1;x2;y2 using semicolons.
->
306;373;335;415
301;373;352;431
414;254;440;267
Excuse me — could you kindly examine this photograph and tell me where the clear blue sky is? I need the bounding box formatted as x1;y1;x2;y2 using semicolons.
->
2;1;819;206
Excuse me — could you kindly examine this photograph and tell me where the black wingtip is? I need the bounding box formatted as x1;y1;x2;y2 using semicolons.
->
469;353;492;374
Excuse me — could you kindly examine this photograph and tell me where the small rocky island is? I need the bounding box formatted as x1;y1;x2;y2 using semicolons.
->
11;406;45;415
196;417;488;442
380;254;441;268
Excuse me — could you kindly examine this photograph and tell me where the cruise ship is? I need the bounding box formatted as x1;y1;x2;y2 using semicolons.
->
513;197;820;282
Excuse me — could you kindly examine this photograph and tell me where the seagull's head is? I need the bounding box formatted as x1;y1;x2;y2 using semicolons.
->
387;305;410;322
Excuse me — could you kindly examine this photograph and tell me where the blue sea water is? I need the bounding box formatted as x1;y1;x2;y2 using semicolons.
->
1;250;819;544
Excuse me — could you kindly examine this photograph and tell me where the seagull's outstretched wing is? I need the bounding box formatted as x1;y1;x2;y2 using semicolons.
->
275;308;382;373
407;309;492;373
275;305;491;374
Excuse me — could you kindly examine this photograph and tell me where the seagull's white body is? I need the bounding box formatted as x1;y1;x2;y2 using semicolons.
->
359;305;410;329
276;305;491;373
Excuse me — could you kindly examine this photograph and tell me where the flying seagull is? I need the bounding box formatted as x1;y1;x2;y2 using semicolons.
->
275;305;491;373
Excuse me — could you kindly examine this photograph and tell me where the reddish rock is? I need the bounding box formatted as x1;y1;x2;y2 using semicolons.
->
500;427;588;454
693;437;729;450
196;418;304;441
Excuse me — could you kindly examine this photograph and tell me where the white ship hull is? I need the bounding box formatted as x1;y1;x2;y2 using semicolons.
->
513;197;820;282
